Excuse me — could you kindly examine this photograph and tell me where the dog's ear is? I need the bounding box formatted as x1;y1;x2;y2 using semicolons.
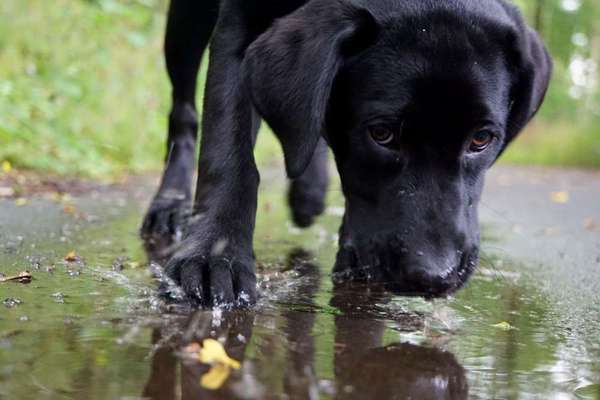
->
242;1;378;178
502;26;552;152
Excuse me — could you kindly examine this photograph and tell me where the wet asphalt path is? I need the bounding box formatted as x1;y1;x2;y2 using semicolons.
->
1;165;600;400
480;166;600;307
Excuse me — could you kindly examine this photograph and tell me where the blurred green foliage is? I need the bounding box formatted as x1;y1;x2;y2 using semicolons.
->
0;0;598;177
0;0;170;177
504;0;600;167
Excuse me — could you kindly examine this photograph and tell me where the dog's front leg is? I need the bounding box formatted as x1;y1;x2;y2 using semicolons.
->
162;23;260;308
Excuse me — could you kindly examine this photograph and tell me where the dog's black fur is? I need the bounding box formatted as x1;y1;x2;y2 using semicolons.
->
141;0;552;307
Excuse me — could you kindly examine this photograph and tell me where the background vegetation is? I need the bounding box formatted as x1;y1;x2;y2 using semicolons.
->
0;0;598;178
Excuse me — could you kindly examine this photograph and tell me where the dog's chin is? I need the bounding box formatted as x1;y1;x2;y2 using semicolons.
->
333;235;478;298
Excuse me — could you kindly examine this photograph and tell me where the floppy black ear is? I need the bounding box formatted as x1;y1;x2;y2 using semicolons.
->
503;26;552;149
242;0;378;178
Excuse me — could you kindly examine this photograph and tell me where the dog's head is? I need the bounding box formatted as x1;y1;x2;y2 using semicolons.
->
243;0;552;297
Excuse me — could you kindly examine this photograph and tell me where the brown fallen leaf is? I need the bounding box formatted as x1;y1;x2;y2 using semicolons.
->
584;218;598;232
0;271;32;284
63;204;77;214
64;251;80;262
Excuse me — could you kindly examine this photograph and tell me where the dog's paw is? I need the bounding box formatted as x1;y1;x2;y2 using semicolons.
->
141;192;191;241
161;250;257;308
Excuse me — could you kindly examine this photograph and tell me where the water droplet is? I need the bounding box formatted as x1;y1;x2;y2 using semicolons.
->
3;298;22;308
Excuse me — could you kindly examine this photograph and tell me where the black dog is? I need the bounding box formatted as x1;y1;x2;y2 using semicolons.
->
141;0;551;307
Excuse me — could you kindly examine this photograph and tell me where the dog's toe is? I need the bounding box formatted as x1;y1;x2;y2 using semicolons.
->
179;259;207;307
208;259;235;306
232;263;258;307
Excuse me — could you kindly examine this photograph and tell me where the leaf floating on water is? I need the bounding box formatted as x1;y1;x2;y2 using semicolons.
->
201;363;232;390
0;271;32;284
182;339;241;390
64;251;80;262
550;191;570;204
14;198;28;206
492;321;514;331
198;339;241;369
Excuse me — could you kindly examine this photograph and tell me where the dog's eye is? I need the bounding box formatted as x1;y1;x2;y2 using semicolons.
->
369;126;394;146
469;130;494;152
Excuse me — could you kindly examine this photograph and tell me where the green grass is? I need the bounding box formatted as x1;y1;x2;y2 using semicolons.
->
501;122;600;168
0;0;169;177
0;0;598;178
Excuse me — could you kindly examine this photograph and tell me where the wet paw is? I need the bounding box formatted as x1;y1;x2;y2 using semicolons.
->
141;191;191;241
161;251;257;308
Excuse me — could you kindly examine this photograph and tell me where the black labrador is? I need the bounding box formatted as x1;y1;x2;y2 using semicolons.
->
141;0;552;307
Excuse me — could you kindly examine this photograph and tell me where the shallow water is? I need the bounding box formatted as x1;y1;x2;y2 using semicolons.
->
1;174;599;400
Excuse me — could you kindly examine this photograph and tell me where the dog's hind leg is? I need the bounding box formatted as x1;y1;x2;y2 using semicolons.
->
288;138;330;228
142;0;220;245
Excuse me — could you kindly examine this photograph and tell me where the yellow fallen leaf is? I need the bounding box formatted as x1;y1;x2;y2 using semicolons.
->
15;198;28;206
198;339;240;369
550;191;569;204
201;363;232;390
2;160;12;173
182;339;241;390
492;321;514;331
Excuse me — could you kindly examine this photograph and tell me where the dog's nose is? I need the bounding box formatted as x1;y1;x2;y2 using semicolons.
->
333;234;476;297
401;269;456;297
392;251;468;297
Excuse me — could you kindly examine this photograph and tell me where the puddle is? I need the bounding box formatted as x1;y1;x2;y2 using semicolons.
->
1;174;600;400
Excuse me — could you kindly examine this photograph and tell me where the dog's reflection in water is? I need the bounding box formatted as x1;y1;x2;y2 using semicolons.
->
142;249;468;400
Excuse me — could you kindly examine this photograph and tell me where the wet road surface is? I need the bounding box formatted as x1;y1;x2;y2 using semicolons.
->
0;166;599;399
